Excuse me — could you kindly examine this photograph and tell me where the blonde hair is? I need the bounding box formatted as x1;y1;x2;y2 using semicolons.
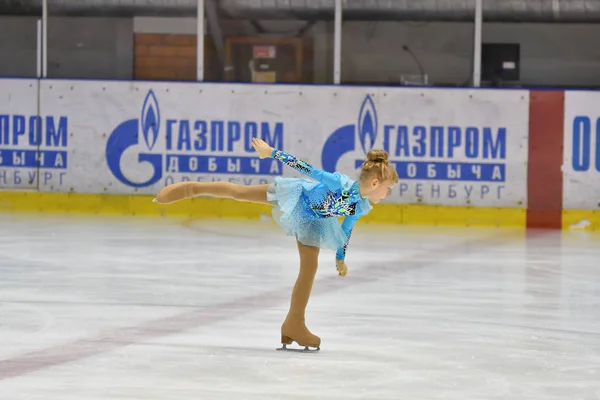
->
359;149;399;183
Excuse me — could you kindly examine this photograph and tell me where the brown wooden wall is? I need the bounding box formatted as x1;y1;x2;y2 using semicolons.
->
134;34;218;81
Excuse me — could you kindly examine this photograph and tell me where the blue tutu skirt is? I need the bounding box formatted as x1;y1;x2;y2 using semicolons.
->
266;177;348;250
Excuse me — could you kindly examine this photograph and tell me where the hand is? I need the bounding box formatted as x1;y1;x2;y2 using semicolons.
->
336;260;348;277
251;138;273;159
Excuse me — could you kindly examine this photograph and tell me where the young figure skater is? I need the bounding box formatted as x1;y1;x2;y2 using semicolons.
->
154;138;399;351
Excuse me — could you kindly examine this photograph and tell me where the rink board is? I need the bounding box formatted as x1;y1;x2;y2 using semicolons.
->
0;79;41;190
563;91;600;210
3;78;599;229
558;91;600;230
4;79;529;208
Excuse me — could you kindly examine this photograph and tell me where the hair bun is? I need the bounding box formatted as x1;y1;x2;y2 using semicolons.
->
367;149;389;163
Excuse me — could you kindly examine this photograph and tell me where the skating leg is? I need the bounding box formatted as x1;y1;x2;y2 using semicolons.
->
277;240;321;352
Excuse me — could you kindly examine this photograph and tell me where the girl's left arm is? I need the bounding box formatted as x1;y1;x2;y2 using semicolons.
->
270;148;346;191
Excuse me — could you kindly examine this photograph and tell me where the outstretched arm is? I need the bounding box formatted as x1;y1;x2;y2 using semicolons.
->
270;148;343;191
252;137;353;191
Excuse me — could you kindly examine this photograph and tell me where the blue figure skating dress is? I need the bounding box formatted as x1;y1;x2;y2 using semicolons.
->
266;148;372;260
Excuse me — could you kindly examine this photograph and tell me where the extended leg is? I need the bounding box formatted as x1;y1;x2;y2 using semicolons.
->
279;240;321;351
154;182;271;205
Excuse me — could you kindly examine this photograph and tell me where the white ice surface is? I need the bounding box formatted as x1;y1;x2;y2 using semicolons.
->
0;213;599;399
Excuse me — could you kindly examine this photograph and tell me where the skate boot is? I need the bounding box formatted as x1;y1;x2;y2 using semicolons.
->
280;317;321;351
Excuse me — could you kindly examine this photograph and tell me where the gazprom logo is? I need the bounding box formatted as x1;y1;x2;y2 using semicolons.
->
105;89;163;188
106;89;285;188
321;92;508;183
322;94;377;172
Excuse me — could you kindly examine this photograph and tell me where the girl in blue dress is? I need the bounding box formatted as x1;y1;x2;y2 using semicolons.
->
154;138;399;351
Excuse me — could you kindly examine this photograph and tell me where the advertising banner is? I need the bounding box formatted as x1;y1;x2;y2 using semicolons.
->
38;81;529;207
318;88;529;207
563;91;600;210
0;79;58;190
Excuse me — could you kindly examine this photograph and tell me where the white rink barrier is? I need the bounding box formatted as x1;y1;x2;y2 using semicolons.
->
0;79;43;190
563;91;600;210
1;79;530;207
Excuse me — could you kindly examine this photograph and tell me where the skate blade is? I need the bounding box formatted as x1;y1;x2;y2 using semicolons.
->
276;344;320;353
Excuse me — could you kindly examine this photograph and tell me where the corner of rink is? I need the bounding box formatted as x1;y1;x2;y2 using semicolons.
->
0;190;528;228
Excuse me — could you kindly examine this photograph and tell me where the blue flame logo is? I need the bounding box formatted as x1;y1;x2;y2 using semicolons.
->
321;94;381;172
141;90;160;151
357;95;377;154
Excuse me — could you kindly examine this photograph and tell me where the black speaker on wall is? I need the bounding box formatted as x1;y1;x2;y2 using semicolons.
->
481;43;520;86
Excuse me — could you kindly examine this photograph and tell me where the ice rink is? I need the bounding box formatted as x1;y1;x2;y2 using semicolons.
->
0;212;599;399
